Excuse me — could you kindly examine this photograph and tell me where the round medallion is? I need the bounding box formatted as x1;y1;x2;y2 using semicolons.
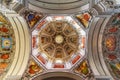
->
3;39;11;48
55;35;64;44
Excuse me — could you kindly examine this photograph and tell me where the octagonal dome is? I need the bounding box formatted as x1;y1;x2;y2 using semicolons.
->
32;16;86;70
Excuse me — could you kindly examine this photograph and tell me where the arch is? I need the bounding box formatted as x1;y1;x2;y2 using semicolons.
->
32;72;83;80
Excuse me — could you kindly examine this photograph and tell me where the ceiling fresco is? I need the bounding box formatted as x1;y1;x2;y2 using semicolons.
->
0;13;15;78
102;13;120;80
2;0;120;80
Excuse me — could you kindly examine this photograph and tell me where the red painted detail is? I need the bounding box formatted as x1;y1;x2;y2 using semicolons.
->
0;27;9;33
37;20;46;30
32;36;36;48
72;55;80;64
109;27;118;33
108;54;117;60
81;37;85;48
37;55;46;64
83;13;91;21
54;64;64;68
1;54;9;59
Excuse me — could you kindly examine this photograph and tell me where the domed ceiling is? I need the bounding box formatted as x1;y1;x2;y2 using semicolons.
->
32;16;86;69
39;21;79;59
20;10;93;80
2;0;120;80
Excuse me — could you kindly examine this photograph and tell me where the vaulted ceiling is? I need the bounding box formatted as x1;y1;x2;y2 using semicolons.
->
0;0;120;80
